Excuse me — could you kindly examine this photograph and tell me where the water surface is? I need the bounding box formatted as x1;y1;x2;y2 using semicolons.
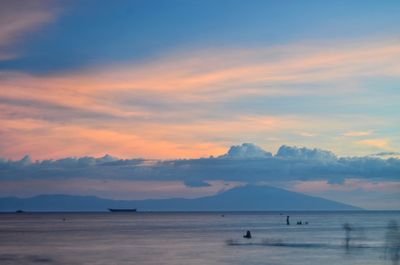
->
0;211;399;265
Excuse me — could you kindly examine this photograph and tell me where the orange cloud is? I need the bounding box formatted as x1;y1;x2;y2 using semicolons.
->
1;38;399;159
355;138;391;149
343;131;373;137
0;114;302;159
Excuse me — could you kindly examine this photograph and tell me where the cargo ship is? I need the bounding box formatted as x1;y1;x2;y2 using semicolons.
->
108;208;137;212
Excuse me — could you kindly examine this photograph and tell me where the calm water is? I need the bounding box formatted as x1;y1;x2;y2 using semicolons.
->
0;211;399;265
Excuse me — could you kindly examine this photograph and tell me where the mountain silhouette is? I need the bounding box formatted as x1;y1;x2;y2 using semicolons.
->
0;185;361;211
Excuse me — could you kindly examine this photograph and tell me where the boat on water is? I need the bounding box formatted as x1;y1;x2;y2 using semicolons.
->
108;208;137;212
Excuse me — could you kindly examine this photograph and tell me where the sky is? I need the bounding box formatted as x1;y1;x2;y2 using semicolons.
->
0;0;399;209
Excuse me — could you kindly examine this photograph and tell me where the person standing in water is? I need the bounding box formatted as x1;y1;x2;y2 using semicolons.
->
286;216;290;225
343;223;352;250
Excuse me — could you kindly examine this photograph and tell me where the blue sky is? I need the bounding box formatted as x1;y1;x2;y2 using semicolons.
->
0;0;399;209
2;0;400;73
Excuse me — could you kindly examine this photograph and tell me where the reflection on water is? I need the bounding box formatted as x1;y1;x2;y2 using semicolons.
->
385;220;400;265
0;254;55;265
0;211;399;265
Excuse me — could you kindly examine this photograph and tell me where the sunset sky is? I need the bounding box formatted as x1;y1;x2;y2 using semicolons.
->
0;1;399;209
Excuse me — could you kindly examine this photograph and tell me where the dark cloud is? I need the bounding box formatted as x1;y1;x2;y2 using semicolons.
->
276;145;337;161
183;180;211;188
0;144;399;184
370;151;400;157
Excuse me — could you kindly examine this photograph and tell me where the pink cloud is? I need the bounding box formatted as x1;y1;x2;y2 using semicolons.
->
1;38;399;159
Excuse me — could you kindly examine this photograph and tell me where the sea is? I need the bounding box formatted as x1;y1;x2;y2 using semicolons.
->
0;211;399;265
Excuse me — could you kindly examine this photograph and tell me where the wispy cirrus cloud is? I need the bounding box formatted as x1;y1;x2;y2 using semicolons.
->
343;130;373;137
0;0;58;60
1;38;399;159
298;132;318;137
355;138;392;150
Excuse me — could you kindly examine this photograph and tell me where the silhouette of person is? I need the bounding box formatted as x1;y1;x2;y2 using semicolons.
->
243;230;252;239
342;223;352;250
385;220;400;265
286;216;290;225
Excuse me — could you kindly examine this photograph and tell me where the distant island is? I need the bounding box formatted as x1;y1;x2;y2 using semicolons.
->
0;185;360;212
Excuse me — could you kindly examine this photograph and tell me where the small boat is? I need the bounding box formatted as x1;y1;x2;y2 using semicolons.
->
108;208;137;212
